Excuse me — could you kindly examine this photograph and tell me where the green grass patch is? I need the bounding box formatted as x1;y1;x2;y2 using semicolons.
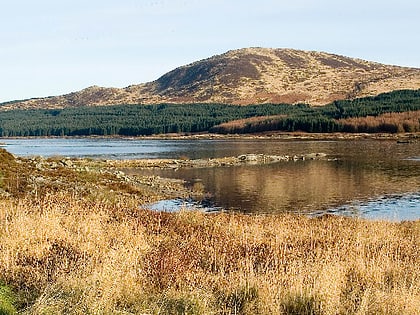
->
0;284;17;315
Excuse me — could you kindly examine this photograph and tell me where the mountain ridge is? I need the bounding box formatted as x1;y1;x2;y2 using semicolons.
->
2;47;420;110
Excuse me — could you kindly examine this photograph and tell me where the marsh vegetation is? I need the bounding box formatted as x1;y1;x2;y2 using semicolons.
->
0;148;419;314
0;194;419;314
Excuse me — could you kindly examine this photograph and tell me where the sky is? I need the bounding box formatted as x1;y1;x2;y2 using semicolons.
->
1;0;419;103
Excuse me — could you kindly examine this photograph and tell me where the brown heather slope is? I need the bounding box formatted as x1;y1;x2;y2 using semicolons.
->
2;47;420;110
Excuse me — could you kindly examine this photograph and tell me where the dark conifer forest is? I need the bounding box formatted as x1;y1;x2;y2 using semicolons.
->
0;89;419;136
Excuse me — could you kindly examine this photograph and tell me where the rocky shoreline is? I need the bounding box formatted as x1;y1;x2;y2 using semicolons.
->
132;131;420;141
1;131;419;142
105;152;330;170
9;151;331;205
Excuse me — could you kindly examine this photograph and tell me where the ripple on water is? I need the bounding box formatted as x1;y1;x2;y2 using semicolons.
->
320;192;420;221
142;198;221;213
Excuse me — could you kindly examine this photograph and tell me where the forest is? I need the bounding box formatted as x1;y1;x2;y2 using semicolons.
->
211;89;420;133
0;89;419;136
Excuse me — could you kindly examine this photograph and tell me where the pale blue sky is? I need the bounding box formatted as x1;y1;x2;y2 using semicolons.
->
1;0;419;102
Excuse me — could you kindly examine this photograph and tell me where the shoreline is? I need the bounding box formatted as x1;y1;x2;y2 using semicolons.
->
140;131;420;141
0;131;419;142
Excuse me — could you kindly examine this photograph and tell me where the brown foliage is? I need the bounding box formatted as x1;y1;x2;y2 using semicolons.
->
210;115;286;134
338;110;420;133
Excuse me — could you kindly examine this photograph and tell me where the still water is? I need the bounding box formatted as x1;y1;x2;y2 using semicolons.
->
1;138;419;220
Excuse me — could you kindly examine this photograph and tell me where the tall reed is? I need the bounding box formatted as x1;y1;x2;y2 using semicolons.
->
1;193;419;314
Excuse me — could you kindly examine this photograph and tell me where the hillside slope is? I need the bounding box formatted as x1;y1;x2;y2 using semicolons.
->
2;48;420;110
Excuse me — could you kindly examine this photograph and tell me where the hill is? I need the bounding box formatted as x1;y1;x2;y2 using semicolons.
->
2;47;420;110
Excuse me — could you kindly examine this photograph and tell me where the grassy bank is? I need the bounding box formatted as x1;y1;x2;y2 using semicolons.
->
0;149;419;314
0;194;419;314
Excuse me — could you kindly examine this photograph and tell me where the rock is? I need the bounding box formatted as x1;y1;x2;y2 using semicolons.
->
239;153;304;164
115;171;125;179
35;163;45;171
304;153;327;160
61;159;73;167
238;154;262;162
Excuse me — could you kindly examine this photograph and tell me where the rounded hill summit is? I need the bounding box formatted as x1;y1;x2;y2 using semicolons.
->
2;48;420;109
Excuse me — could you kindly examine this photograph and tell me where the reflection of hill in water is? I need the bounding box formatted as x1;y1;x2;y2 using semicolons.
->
153;157;420;216
201;161;380;213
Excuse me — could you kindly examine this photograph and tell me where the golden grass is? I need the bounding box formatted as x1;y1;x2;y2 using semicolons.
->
0;192;419;314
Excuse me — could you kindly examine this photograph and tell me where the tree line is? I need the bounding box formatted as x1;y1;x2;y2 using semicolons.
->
0;103;297;137
210;89;420;133
0;89;419;136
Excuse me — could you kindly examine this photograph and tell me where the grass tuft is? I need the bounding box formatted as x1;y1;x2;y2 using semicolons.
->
215;284;260;315
0;284;17;315
280;291;322;315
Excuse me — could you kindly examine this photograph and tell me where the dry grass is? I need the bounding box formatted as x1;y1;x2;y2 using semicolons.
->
0;192;419;314
0;148;419;314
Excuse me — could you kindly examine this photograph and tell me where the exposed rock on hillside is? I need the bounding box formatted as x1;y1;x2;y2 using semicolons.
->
2;48;420;110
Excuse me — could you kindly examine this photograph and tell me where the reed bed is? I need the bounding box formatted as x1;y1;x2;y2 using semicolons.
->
0;192;419;314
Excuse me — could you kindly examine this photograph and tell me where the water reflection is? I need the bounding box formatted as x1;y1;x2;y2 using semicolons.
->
132;140;420;219
2;138;420;219
143;158;419;216
321;192;420;221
